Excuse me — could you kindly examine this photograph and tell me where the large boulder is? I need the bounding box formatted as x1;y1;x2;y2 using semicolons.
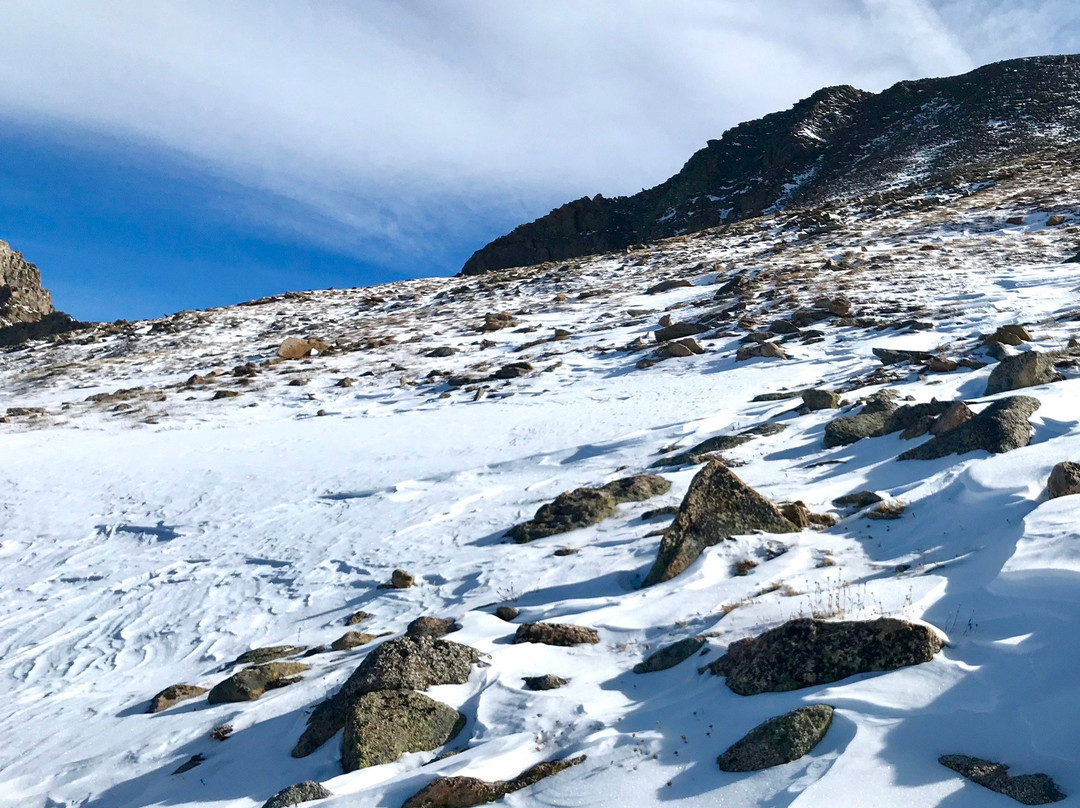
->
506;488;617;542
939;754;1065;805
208;662;308;704
898;396;1040;461
823;391;898;447
262;781;333;808
148;684;207;713
1047;462;1080;498
642;461;798;587
633;636;706;674
342;690;465;771
985;352;1059;395
717;705;834;772
402;755;587;808
707;618;943;695
292;637;482;758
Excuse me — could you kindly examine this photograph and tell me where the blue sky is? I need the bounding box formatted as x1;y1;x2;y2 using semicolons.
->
0;1;1077;322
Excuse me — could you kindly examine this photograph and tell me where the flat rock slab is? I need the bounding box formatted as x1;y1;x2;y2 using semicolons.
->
717;705;834;772
824;390;897;448
343;689;465;771
633;636;706;673
232;645;306;666
708;617;942;695
208;661;308;703
148;683;207;713
898;396;1040;460
940;754;1065;805
514;622;599;646
642;461;798;587
523;674;569;690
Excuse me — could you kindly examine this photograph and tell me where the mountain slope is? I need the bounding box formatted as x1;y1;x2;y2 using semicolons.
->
462;54;1080;275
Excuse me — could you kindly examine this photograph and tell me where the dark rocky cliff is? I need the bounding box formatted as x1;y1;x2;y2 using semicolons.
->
462;54;1080;275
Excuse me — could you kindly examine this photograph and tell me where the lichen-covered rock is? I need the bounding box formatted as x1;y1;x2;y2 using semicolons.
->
292;637;482;758
406;617;460;639
522;674;569;690
402;755;587;808
148;684;207;713
342;690;465;771
707;617;942;695
514;622;599;646
633;636;706;673
600;474;672;503
985;351;1059;395
232;645;306;666
824;390;897;447
262;781;333;808
208;662;309;703
717;705;834;771
642;461;798;587
506;488;617;542
940;754;1065;805
898;396;1040;460
778;501;837;529
1047;462;1080;499
331;631;376;651
802;389;841;410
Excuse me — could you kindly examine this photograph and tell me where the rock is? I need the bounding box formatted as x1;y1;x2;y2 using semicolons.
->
1047;214;1066;227
345;610;372;626
647;279;693;294
930;401;975;435
402;755;587;808
717;705;834;772
823;390;898;447
802;389;841;410
872;347;933;365
262;781;333;808
791;307;832;327
212;389;242;400
985;351;1059;395
600;474;672;503
939;754;1065;805
995;324;1033;344
815;295;852;317
653;423;787;466
0;240;64;331
898;396;1040;460
390;569;415;589
479;312;515;332
292;637;482;758
208;662;309;703
642;461;798;587
658;314;673;327
927;356;959;372
1007;215;1026;225
406;617;460;639
736;342;788;361
495;606;519;621
148;684;207;713
278;337;329;360
661;337;705;357
707;617;943;696
332;632;377;651
336;377;356;387
878;400;953;437
779;501;837;528
832;490;884;508
492;362;533;380
770;319;801;335
633;636;706;673
172;754;205;775
233;645;306;666
1047;462;1080;498
513;622;600;646
506;488;617;542
641;505;679;520
342;690;465;771
522;674;569;690
654;322;709;342
426;346;457;357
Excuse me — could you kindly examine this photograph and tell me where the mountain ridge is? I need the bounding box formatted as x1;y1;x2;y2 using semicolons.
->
461;53;1080;275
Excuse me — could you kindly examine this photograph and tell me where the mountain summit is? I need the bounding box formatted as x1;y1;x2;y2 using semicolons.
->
462;54;1080;275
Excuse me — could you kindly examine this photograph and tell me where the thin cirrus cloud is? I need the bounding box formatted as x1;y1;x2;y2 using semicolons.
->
0;0;1072;309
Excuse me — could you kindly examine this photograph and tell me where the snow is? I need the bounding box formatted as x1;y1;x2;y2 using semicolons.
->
3;170;1080;808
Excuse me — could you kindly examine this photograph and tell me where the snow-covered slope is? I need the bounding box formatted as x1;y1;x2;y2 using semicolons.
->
4;154;1080;808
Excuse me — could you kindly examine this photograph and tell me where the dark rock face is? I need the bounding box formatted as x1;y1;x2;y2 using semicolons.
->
402;755;587;808
642;461;798;587
823;391;898;448
707;618;943;696
633;636;706;674
506;487;617;543
985;352;1060;395
513;622;600;646
342;690;465;771
1047;461;1080;498
148;683;206;713
262;781;333;808
898;396;1040;460
406;617;460;639
939;754;1065;805
292;637;482;758
462;56;1080;274
208;662;308;703
717;705;834;772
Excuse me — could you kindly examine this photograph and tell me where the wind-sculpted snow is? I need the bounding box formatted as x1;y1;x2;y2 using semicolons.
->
5;159;1080;807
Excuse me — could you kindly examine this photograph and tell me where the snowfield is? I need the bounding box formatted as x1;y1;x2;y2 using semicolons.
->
3;163;1080;807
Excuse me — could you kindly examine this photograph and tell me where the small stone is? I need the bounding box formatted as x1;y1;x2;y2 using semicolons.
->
148;684;207;713
927;356;959;372
1047;214;1066;227
212;389;242;400
390;569;415;589
495;606;519;621
523;674;569;690
832;490;884;508
345;610;372;626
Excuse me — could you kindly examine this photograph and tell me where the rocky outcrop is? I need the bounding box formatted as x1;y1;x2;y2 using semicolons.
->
342;690;465;771
462;56;1080;274
898;396;1040;460
707;618;942;695
402;755;587;808
985;352;1060;395
939;754;1065;805
0;241;56;327
642;461;798;587
717;705;834;772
